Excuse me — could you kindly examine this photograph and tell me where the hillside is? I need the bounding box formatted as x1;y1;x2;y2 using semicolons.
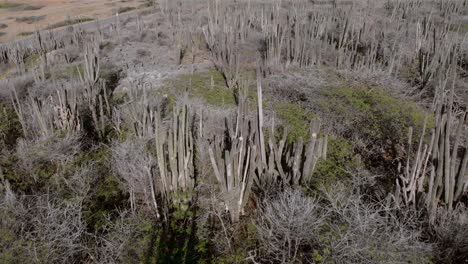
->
0;0;467;263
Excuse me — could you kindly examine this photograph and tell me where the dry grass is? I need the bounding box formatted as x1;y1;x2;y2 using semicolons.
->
0;0;467;262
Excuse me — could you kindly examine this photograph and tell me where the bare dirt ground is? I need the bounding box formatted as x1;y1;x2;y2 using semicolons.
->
0;0;147;43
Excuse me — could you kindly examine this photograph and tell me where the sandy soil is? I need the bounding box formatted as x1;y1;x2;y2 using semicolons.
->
0;0;147;42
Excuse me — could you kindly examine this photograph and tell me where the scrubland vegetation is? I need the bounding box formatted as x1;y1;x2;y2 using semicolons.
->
0;0;467;263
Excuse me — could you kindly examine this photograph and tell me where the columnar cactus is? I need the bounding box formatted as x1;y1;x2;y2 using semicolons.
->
155;100;196;210
208;98;257;222
79;40;100;86
396;73;468;222
208;79;327;221
256;120;327;188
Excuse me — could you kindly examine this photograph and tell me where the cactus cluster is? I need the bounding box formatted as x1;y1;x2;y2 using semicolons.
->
395;68;468;222
208;77;327;221
155;99;196;210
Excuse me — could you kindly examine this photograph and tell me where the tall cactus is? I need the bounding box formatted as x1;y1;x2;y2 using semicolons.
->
78;39;110;139
396;71;468;222
256;120;327;188
427;86;467;215
79;40;100;86
396;119;433;209
255;75;327;188
208;97;257;222
155;99;196;211
208;78;327;221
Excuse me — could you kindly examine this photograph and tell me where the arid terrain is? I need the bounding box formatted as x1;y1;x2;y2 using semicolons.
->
0;0;148;42
0;0;467;263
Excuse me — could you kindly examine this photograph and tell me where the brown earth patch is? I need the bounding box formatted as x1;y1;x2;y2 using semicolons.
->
0;0;148;42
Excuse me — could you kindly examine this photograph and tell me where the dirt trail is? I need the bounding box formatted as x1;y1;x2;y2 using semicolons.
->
0;0;147;42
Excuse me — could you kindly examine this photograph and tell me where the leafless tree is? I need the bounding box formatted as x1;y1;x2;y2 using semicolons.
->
16;133;81;174
431;205;468;263
321;173;433;264
255;188;326;263
0;192;88;263
91;211;146;264
112;139;160;218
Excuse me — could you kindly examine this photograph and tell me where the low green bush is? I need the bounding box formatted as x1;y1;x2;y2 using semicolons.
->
85;175;128;231
165;70;236;106
312;136;360;189
0;3;22;9
318;86;430;163
0;102;22;149
275;102;316;143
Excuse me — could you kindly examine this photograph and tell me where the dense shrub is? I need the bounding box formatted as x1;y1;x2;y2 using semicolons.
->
256;189;326;263
254;173;434;264
0;102;22;149
0;193;87;263
317;86;429;162
432;205;468;263
0;0;466;263
311;136;360;189
318;178;434;264
275;102;316;143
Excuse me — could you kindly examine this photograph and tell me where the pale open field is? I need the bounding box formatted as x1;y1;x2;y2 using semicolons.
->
0;0;148;42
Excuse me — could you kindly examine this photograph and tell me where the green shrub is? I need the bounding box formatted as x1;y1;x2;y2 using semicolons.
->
23;53;40;70
275;102;316;143
18;31;33;37
15;15;46;24
0;221;26;263
118;6;136;13
18;5;43;11
65;64;84;79
120;217;156;263
213;249;249;264
165;70;236;106
0;153;58;195
0;3;22;9
70;147;128;231
85;175;128;231
319;86;430;161
449;22;468;34
312;137;360;189
0;102;22;149
0;155;26;193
